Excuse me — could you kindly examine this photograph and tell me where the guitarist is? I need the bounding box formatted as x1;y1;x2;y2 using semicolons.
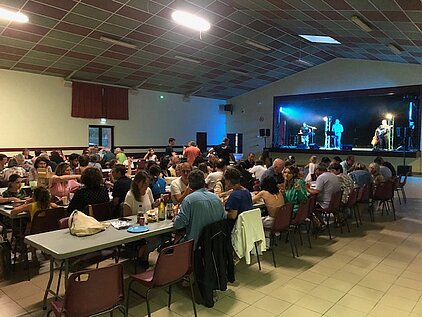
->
373;119;390;149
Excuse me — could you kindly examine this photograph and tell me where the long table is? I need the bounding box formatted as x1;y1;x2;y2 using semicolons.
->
25;216;174;309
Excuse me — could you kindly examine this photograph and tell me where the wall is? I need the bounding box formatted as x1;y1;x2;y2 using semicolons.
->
0;69;226;154
228;58;422;172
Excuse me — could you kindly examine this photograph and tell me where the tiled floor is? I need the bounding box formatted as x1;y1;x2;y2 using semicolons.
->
1;177;422;317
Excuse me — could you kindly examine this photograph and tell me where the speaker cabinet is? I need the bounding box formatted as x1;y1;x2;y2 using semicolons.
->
224;104;233;112
397;165;412;176
265;129;270;137
259;129;265;137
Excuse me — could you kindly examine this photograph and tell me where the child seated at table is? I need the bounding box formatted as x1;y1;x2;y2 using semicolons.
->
11;187;58;220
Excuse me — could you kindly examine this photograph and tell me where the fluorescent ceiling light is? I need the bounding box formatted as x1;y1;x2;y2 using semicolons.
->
0;8;28;23
245;40;271;51
171;10;210;32
388;43;403;54
230;69;249;75
299;35;341;44
175;55;201;64
351;15;372;32
296;59;314;67
99;36;137;49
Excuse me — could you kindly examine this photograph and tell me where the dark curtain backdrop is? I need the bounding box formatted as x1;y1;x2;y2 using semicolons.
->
71;82;103;118
71;82;128;120
104;86;128;120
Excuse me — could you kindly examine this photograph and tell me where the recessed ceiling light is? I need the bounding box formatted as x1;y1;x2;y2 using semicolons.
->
0;8;28;23
244;40;271;51
100;36;137;49
230;69;249;75
351;15;372;32
175;55;201;64
387;43;403;54
299;35;341;44
296;59;314;67
171;10;210;32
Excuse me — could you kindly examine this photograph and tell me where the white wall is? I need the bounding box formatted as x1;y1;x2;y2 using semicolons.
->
228;58;422;171
0;69;226;152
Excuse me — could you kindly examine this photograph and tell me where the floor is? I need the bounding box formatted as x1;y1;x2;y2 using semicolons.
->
1;177;422;317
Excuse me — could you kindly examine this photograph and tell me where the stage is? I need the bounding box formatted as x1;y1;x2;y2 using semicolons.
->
267;146;420;158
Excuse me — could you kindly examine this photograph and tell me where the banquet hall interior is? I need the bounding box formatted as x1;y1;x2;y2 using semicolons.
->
2;0;422;316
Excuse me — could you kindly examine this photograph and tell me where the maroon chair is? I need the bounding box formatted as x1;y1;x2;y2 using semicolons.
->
86;201;114;222
372;180;396;220
263;204;295;267
291;198;312;250
314;190;346;240
21;208;67;279
55;217;118;297
344;187;360;227
49;263;126;317
357;183;373;222
395;173;408;204
126;240;196;317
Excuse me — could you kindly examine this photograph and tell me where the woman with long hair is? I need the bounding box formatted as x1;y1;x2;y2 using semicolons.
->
123;170;158;216
49;162;80;201
282;166;308;217
252;176;284;226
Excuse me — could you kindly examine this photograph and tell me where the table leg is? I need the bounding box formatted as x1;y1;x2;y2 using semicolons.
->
64;259;69;289
42;257;54;310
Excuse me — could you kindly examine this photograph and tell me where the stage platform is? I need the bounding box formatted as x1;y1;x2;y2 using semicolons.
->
267;146;420;158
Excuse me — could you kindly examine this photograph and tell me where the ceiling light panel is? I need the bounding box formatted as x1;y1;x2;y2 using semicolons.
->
171;10;210;32
299;35;341;44
0;8;28;23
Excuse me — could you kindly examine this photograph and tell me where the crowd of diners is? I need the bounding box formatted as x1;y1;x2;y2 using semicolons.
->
0;138;399;268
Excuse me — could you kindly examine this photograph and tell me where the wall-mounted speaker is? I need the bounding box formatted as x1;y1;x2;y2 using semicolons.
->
259;129;265;137
224;104;233;112
265;129;270;137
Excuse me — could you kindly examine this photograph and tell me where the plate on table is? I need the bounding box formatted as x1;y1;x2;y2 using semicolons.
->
127;226;149;233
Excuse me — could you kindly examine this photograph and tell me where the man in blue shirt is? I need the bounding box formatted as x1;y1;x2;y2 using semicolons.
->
174;169;226;248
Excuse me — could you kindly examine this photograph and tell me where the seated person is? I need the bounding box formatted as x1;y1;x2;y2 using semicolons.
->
28;156;52;182
174;169;226;247
49;162;80;201
11;187;58;220
368;162;385;188
205;159;225;190
282;166;308;217
224;167;253;230
170;162;192;204
0;158;27;181
149;165;166;200
123;170;158;216
248;159;267;181
144;148;157;162
123;170;161;269
252;176;284;227
67;167;109;214
2;174;28;200
111;164;132;217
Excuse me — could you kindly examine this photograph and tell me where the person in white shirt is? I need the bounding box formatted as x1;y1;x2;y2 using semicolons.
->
248;160;267;180
170;162;192;204
123;170;158;216
205;159;225;190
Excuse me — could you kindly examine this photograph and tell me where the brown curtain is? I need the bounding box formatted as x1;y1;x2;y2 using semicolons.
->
71;82;128;120
103;86;128;120
71;82;103;118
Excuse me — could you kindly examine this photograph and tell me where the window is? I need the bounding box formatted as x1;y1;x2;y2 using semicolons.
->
89;125;114;148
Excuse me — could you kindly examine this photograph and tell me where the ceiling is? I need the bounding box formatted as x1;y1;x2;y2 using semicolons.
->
0;0;421;100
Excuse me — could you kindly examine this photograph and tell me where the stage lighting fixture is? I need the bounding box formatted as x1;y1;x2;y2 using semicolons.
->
323;116;328;121
279;107;283;113
386;113;393;120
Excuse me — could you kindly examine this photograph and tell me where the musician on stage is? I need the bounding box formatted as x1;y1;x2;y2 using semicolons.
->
332;119;344;149
300;122;311;146
372;119;390;149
